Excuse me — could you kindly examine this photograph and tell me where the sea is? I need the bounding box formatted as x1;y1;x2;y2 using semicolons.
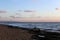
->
0;21;60;31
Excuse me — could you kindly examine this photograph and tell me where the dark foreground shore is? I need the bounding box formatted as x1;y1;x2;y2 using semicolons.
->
0;24;32;40
0;24;60;40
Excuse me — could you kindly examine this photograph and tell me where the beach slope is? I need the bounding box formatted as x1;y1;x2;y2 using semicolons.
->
0;24;32;40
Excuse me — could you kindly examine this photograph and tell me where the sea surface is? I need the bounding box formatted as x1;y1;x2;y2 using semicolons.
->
0;21;60;30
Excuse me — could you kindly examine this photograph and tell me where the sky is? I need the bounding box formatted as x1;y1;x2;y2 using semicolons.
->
0;0;60;22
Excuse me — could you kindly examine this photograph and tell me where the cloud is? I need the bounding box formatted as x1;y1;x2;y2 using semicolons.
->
55;8;60;10
9;15;20;18
0;10;7;13
9;16;15;18
24;10;36;12
0;16;1;18
18;10;22;11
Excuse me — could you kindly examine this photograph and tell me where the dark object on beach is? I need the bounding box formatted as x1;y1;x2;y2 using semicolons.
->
29;27;40;34
29;27;45;40
44;31;60;40
8;25;14;28
29;27;60;40
31;34;45;40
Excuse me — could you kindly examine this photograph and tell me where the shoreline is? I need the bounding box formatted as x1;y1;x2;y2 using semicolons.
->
0;24;60;40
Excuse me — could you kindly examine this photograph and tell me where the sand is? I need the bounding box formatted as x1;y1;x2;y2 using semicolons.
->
0;24;32;40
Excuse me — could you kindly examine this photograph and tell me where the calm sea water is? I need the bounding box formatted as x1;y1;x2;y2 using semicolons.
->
0;21;60;30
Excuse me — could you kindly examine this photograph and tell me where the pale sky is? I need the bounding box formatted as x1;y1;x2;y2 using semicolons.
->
0;0;60;22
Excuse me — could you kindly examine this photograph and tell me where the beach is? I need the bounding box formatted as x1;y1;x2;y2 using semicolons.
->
0;24;32;40
0;24;60;40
